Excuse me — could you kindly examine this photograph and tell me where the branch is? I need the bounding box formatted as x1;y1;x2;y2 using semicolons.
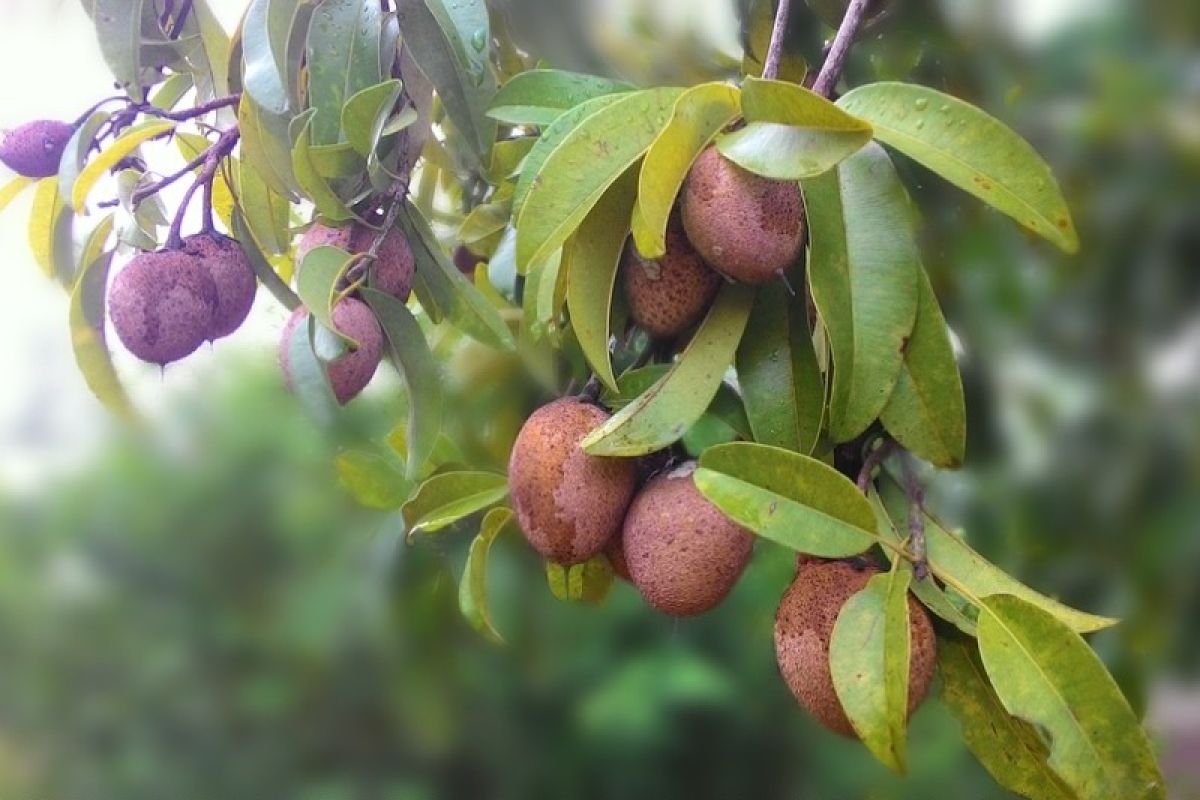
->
141;93;242;123
761;0;793;82
811;0;872;98
899;452;928;580
164;127;240;248
856;437;895;494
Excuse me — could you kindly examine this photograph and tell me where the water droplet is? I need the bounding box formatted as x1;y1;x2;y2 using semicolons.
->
915;119;925;129
471;28;487;51
914;98;929;111
938;104;950;113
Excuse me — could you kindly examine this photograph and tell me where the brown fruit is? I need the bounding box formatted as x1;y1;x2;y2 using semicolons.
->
279;297;383;405
622;211;722;339
108;250;218;366
508;398;638;565
681;146;805;284
297;221;415;300
0;120;73;177
604;532;631;582
623;462;754;616
181;233;257;340
774;560;937;737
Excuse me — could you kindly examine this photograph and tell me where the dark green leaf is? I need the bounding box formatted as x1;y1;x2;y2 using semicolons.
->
306;0;383;145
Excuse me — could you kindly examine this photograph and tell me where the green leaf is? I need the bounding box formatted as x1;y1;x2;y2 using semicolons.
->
565;167;638;392
186;0;231;100
601;365;751;440
632;82;741;258
802;142;919;442
939;638;1078;800
291;110;356;221
148;72;194;110
741;0;807;82
0;176;34;215
718;78;872;180
581;283;753;456
401;470;509;535
233;158;291;256
361;289;444;479
83;0;146;101
693;441;877;557
977;595;1164;800
285;314;340;424
243;0;309;114
736;283;823;454
879;265;966;468
545;556;614;604
231;209;302;311
838;82;1079;254
239;94;300;198
295;244;358;345
487;69;635;126
306;0;383;145
460;507;518;643
71;121;175;212
335;449;409;510
342;79;403;156
830;565;913;773
516;87;685;272
878;480;1117;634
29;178;74;285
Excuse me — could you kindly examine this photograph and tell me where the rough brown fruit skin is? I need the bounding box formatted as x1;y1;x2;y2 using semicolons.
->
604;533;630;582
622;212;722;339
108;250;218;366
774;560;937;737
181;233;257;340
0;120;73;177
508;398;638;565
681;146;805;284
279;297;383;405
623;463;754;616
297;221;415;300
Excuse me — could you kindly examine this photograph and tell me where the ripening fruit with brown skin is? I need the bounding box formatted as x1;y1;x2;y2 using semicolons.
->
108;250;218;366
279;297;383;405
681;146;806;284
622;211;722;339
508;398;638;565
623;462;754;616
774;560;937;737
0;120;73;177
181;233;257;340
297;221;415;300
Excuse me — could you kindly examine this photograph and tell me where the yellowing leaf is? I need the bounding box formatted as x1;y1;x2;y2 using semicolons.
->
487;69;635;126
71;121;175;212
460;507;519;642
0;176;34;214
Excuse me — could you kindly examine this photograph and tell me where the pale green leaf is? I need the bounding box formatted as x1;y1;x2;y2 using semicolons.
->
460;507;518;642
291;110;356;221
83;0;146;100
295;244;358;345
335;450;409;510
342;79;403;156
487;69;635;125
71;121;175;212
285;314;341;424
306;0;383;145
401;470;509;534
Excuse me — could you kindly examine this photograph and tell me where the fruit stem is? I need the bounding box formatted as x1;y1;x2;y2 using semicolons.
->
899;451;928;580
164;127;240;248
856;437;895;494
811;0;872;98
761;0;793;81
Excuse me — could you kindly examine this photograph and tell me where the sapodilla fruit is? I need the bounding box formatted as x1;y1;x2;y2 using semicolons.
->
0;120;73;177
681;146;805;284
623;462;754;616
181;233;257;340
297;221;414;300
622;211;722;339
774;560;937;736
508;398;638;565
279;297;383;405
108;250;218;366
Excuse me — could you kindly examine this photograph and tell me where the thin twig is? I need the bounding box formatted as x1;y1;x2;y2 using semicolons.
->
131;147;212;207
141;94;241;123
761;0;793;81
811;0;872;98
72;96;129;129
167;0;193;39
164;127;240;247
899;452;928;580
856;437;895;494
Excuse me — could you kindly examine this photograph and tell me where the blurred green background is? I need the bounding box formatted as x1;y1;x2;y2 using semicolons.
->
0;1;1198;798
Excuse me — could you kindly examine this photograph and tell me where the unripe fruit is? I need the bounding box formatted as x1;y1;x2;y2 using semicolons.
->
622;212;722;339
297;221;414;300
279;297;383;405
623;462;754;616
681;146;805;284
0;120;73;178
508;398;638;565
774;560;937;736
181;233;257;340
108;250;218;366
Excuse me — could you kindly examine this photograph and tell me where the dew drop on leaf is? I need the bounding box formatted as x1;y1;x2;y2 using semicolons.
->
914;98;929;111
471;28;487;51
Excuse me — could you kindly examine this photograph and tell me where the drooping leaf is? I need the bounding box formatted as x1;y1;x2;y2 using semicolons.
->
335;449;409;510
29;178;74;284
82;0;146;100
545;556;614;604
977;595;1164;800
487;69;635;126
342;79;403;156
401;470;509;534
601;365;752;441
285;313;341;424
838;82;1079;253
693;441;877;557
295;244;358;345
71;121;176;212
149;72;194;110
632;82;741;258
460;507;518;642
581;283;753;456
231;209;302;311
186;0;231;100
239;94;300;198
57;111;110;205
516;87;685;272
0;176;34;215
242;0;307;114
830;565;913;773
233;158;291;255
291;110;356;221
802;142;919;442
306;0;383;145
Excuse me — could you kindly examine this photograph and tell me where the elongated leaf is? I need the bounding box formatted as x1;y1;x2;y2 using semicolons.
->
694;441;877;557
838;82;1078;253
29;178;74;284
601;365;751;440
361;289;443;479
830;565;913;773
83;0;146;100
239;93;299;198
306;0;383;145
488;69;635;125
286;315;341;424
335;450;408;510
516;87;684;272
978;595;1164;800
188;0;231;100
566;168;638;392
342;79;403;156
242;0;300;114
291;111;355;221
0;176;34;214
878;480;1117;634
234;158;290;255
460;507;518;642
71;121;175;212
296;244;357;344
58;111;110;205
231;209;301;310
632;82;741;258
803;142;919;442
736;283;823;454
581;283;753;456
401;470;509;534
740;0;807;82
879;265;965;468
939;638;1078;800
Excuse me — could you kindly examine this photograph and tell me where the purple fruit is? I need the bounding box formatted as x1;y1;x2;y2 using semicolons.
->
181;233;257;340
279;297;383;405
108;250;218;366
0;120;73;178
297;220;415;300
